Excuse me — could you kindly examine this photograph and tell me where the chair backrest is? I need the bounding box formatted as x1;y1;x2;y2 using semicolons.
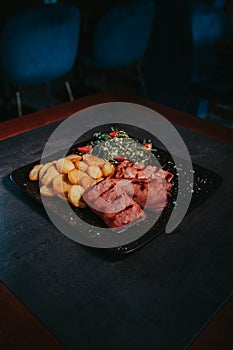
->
0;4;80;85
190;2;233;83
92;0;156;68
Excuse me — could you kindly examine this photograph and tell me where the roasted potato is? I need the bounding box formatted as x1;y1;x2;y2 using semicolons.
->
66;154;82;162
39;162;54;179
40;185;55;197
68;169;87;185
29;164;43;181
41;165;60;186
56;158;75;174
101;161;115;177
74;160;88;172
87;165;102;179
29;152;114;209
68;185;85;207
79;175;95;190
82;154;105;167
52;174;71;194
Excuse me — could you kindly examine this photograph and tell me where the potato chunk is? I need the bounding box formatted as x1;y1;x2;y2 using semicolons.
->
65;154;82;162
52;174;71;194
74;160;88;172
82;154;105;167
39;162;54;179
41;165;60;186
68;169;86;185
79;175;95;190
101;161;115;177
68;185;85;207
29;164;43;181
56;158;75;174
87;165;102;179
40;185;55;197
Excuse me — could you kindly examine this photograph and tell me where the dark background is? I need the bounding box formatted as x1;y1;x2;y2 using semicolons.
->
0;0;232;126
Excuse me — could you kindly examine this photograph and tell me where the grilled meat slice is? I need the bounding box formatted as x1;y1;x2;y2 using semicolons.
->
83;178;146;229
128;179;168;212
115;160;174;183
114;161;173;212
112;178;169;213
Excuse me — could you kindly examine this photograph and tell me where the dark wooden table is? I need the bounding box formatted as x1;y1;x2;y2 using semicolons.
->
0;281;66;350
187;293;233;350
0;92;233;350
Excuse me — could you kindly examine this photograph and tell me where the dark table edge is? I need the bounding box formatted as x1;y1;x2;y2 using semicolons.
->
185;291;233;350
0;91;233;145
0;281;66;349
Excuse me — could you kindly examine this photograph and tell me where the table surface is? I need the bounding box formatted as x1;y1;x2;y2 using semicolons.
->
0;281;65;350
187;293;233;350
0;92;233;350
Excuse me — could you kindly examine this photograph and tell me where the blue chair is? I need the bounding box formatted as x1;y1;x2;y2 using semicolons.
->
80;0;156;97
0;4;81;116
190;2;233;84
182;1;233;117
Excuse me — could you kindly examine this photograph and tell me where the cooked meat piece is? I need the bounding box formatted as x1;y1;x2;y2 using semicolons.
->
82;178;114;202
115;160;174;183
143;167;173;183
137;170;148;180
99;188;132;213
105;204;145;228
115;160;132;178
113;179;134;196
132;162;145;170
129;179;168;212
111;178;168;213
124;166;139;179
82;159;174;229
83;178;146;229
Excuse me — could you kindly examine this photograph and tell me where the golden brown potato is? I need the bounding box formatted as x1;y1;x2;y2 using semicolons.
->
87;165;102;179
29;154;111;208
101;161;115;177
79;175;95;190
39;162;54;179
40;185;55;197
66;154;82;162
29;164;43;181
68;169;86;185
74;160;88;172
41;165;60;186
56;158;75;174
52;174;71;194
68;185;85;207
82;154;105;167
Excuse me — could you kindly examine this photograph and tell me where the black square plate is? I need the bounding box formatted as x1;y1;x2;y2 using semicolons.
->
10;124;222;255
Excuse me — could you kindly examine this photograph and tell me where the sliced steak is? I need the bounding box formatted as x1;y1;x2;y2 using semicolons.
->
82;160;174;229
111;178;168;213
115;160;174;183
115;161;173;212
83;178;146;229
128;179;168;212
